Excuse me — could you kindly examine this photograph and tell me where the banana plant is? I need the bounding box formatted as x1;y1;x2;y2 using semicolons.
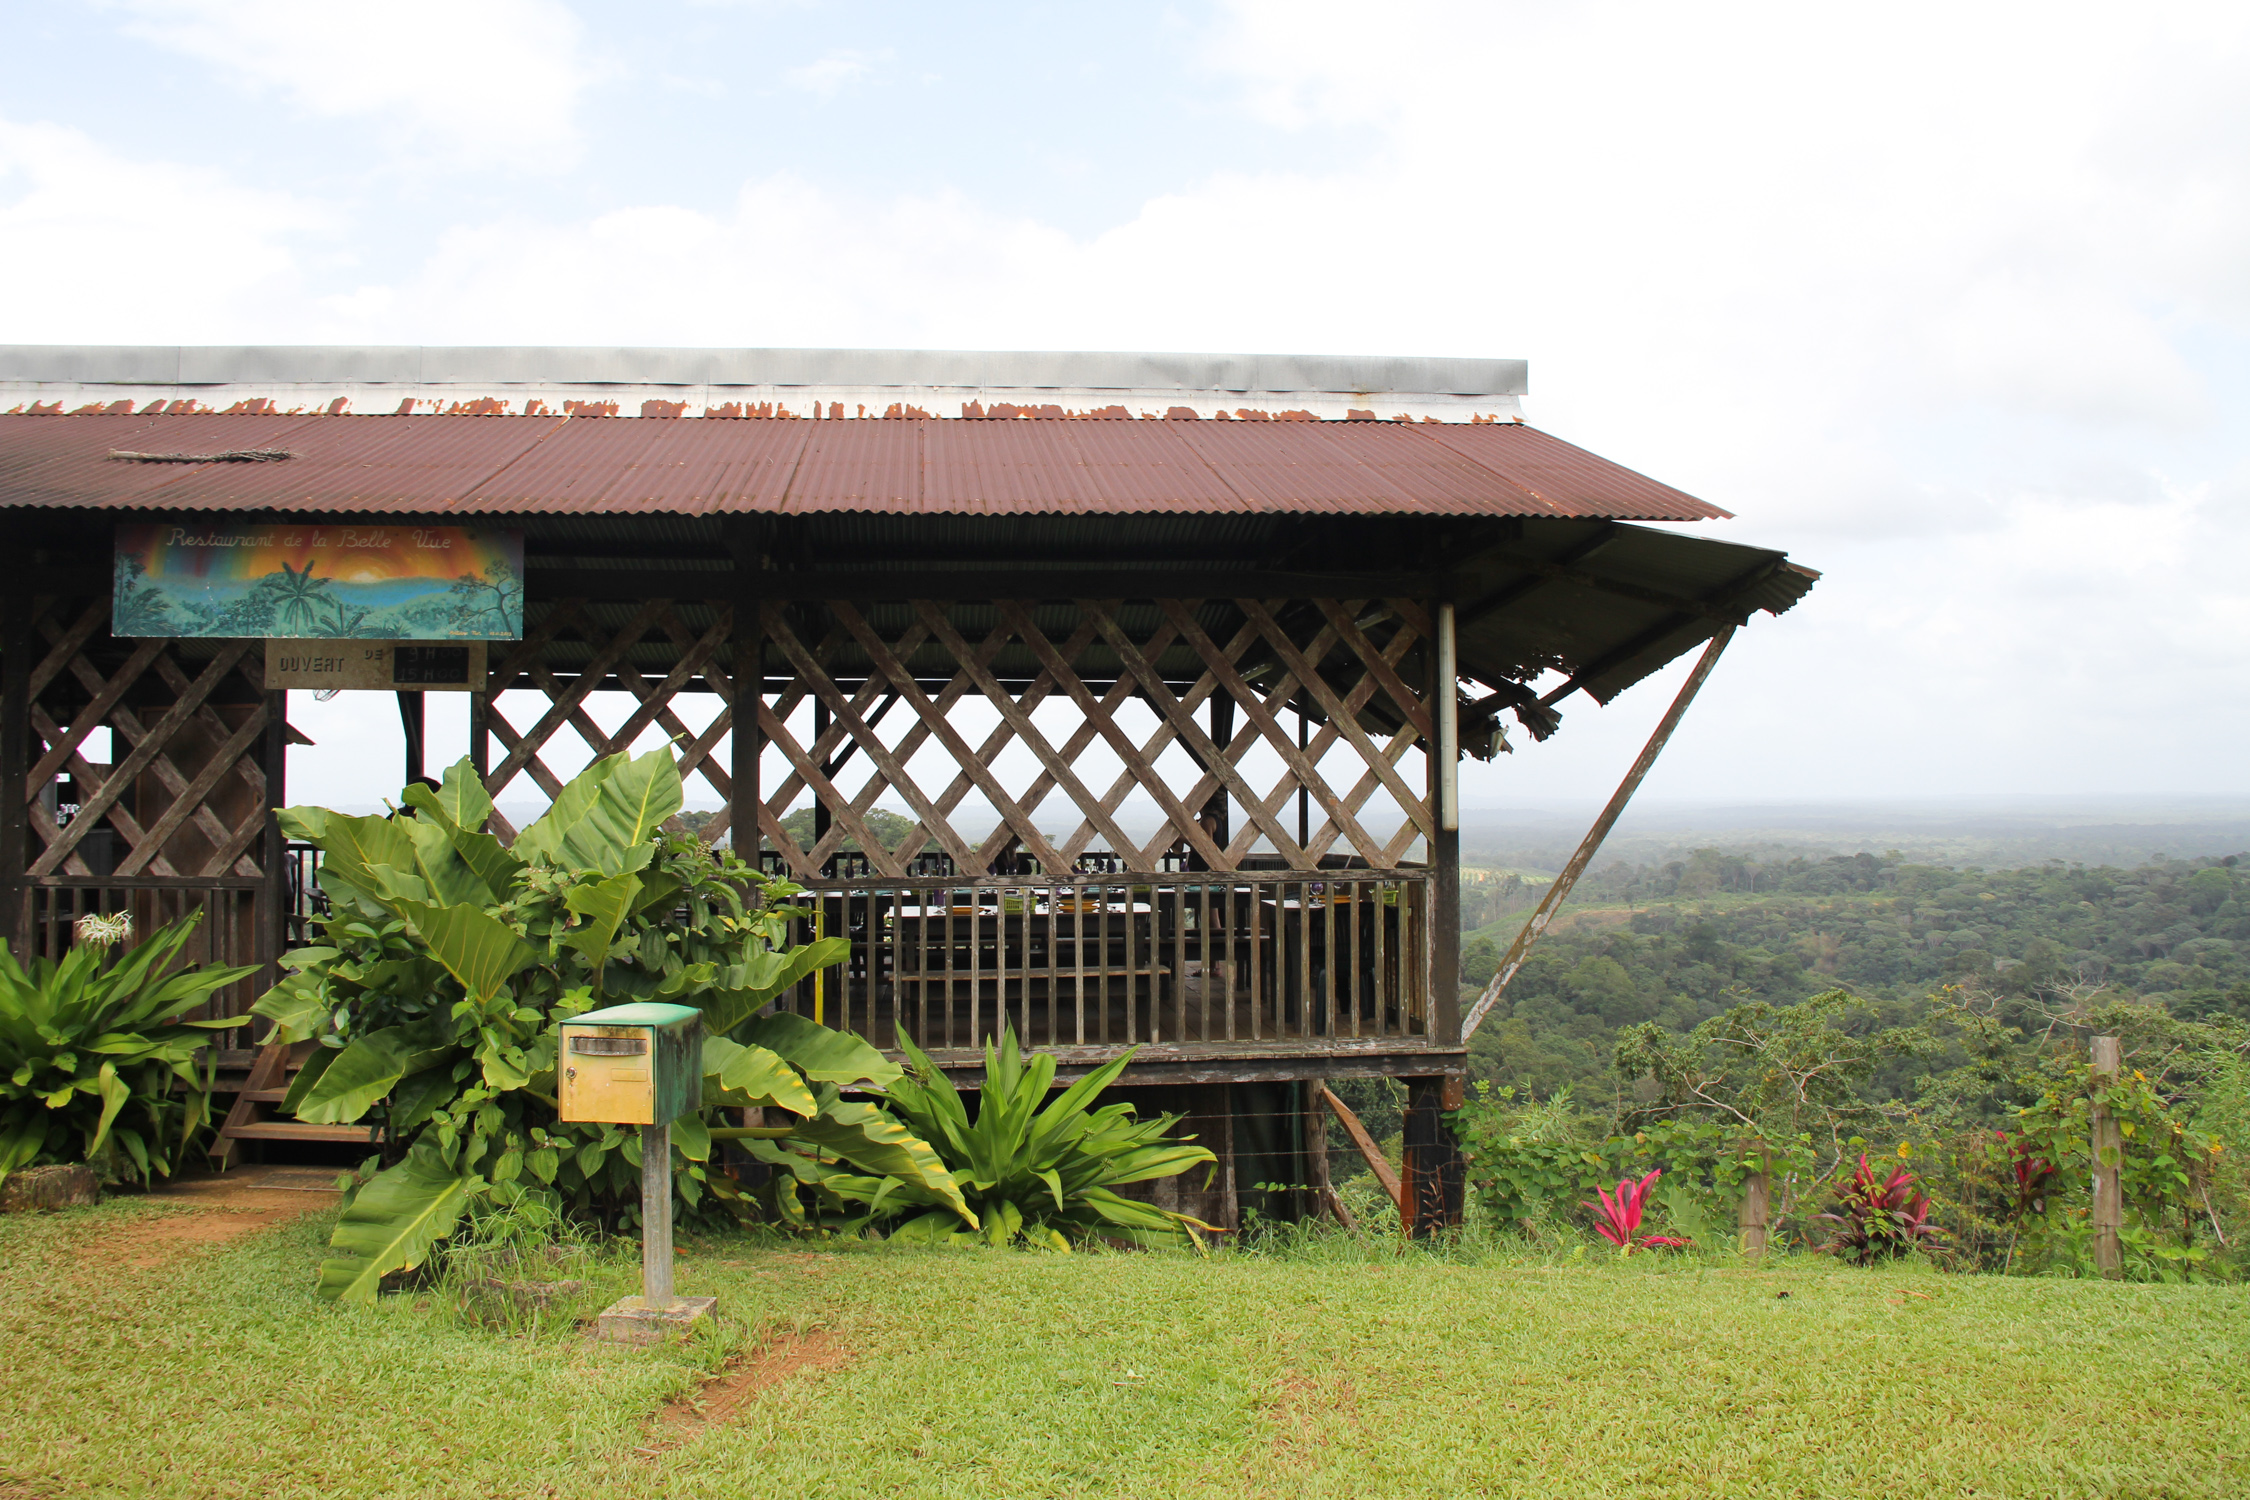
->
257;749;971;1303
0;912;255;1188
765;1027;1219;1249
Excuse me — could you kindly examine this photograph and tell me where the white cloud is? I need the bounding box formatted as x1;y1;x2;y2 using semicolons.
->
784;49;881;97
100;0;593;166
0;118;331;340
12;0;2250;802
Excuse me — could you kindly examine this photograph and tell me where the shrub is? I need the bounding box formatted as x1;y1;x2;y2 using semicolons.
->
1816;1154;1944;1264
767;1028;1219;1248
256;750;971;1301
0;912;255;1188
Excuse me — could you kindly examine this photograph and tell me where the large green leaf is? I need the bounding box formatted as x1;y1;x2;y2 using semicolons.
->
278;1044;338;1116
697;938;852;1034
510;755;622;868
736;1009;901;1088
390;900;535;1004
443;826;528;902
402;757;494;835
700;1036;817;1116
294;1031;411;1124
402;760;523;897
560;871;643;995
249;977;332;1044
557;749;682;875
790;1099;975;1226
293;812;419;907
402;815;497;910
85;1062;129;1161
314;1145;471;1304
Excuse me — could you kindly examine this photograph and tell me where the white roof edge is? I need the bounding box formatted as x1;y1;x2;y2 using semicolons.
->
0;345;1528;399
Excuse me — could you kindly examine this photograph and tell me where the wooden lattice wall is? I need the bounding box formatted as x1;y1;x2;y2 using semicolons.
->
470;594;1437;879
2;593;281;1013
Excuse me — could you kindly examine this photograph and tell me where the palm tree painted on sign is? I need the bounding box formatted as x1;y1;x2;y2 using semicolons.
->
269;560;340;635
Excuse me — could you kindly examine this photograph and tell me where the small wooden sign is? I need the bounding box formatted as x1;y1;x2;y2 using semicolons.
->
265;640;488;692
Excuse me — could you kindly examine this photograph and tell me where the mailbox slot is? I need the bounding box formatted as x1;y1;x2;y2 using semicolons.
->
570;1036;648;1057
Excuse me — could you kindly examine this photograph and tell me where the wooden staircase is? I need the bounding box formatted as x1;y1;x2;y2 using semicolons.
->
215;1040;379;1165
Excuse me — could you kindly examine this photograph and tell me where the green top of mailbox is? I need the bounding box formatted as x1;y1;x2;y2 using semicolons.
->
564;1002;702;1031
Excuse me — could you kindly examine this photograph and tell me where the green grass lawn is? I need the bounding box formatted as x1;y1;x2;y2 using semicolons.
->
3;1198;2245;1499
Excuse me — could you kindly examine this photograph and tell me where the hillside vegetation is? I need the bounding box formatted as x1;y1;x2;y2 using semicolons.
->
1463;849;2249;1100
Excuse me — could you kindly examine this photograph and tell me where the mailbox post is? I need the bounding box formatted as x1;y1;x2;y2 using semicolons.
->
558;1002;717;1342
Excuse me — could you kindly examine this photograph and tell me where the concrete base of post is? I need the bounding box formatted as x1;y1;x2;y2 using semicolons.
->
593;1294;718;1346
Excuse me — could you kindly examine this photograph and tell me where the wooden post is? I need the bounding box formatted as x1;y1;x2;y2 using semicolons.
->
395;690;425;790
1429;600;1462;1045
725;524;764;870
258;686;288;993
1401;1076;1466;1237
641;1122;675;1305
1739;1168;1771;1260
0;586;30;953
2090;1034;2123;1278
467;688;490;786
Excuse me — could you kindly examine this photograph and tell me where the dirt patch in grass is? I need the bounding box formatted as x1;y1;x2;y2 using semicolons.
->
60;1167;340;1272
646;1330;852;1450
1261;1367;1361;1470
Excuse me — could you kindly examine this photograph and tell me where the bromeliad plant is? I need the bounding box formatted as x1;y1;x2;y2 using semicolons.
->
0;912;255;1189
256;749;972;1303
763;1028;1219;1249
1817;1154;1945;1264
1583;1168;1691;1254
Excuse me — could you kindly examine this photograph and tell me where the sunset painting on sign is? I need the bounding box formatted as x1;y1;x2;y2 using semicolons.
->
112;523;525;640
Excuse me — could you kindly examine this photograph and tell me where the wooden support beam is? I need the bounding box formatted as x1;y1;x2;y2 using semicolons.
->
258;684;288;997
1462;626;1736;1040
1316;1082;1402;1217
1401;1077;1466;1237
0;583;29;951
724;525;765;860
521;566;1454;602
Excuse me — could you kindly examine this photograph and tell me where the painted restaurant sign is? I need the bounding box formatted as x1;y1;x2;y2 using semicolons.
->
112;522;525;640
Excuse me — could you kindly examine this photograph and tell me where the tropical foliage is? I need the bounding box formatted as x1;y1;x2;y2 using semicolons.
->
0;912;255;1188
1816;1154;1944;1263
1465;850;2250;1102
256;749;970;1302
757;1028;1219;1248
1584;1168;1690;1253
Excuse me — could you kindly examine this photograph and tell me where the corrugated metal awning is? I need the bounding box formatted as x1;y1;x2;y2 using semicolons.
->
0;412;1727;521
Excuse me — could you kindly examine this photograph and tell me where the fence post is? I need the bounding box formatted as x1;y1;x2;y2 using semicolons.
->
2089;1034;2123;1278
1739;1165;1771;1260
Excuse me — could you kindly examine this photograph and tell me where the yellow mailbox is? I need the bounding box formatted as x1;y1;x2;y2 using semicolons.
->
558;1002;703;1125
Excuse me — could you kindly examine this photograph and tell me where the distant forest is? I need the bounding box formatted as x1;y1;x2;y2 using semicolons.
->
1461;849;2250;1099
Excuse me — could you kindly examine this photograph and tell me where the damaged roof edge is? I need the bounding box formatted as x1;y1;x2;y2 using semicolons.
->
0;345;1530;398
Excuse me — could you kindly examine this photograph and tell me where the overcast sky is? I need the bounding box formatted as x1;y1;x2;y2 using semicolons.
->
4;1;2244;815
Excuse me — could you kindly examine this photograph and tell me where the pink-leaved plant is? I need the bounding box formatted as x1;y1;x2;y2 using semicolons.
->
1583;1168;1691;1254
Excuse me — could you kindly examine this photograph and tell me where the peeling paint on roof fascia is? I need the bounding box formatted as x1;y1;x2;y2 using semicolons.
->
0;380;1524;424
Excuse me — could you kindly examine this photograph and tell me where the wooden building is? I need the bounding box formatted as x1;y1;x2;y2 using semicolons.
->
0;346;1816;1231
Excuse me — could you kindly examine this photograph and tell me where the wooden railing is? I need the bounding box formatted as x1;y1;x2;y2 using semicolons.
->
268;850;1437;1056
763;871;1434;1055
2;876;269;1024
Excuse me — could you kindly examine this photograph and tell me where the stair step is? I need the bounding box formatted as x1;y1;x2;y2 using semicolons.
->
239;1088;291;1104
222;1122;378;1143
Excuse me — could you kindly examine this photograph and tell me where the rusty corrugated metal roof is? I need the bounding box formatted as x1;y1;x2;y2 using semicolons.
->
0;412;1728;521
